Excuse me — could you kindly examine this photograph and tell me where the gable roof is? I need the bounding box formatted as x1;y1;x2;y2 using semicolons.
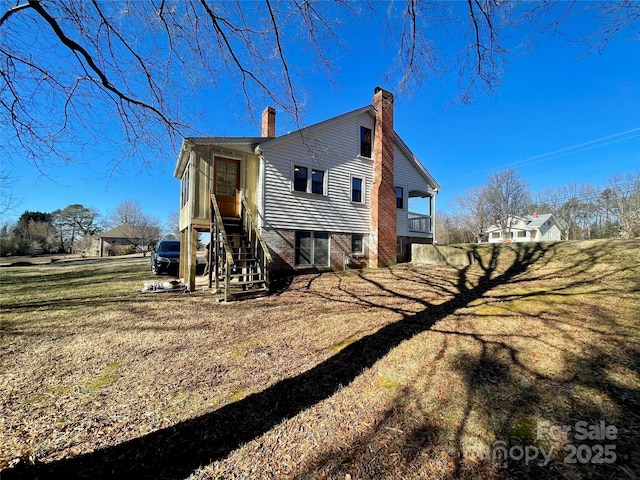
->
174;103;440;191
255;105;440;191
174;137;264;178
524;213;554;228
255;106;375;150
486;214;556;232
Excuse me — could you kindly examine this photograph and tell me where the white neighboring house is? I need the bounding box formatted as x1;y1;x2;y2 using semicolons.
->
486;213;562;243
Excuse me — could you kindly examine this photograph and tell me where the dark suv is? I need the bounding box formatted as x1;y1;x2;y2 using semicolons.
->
151;240;180;275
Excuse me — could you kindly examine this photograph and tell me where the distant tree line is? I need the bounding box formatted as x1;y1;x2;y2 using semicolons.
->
0;200;179;256
438;169;640;245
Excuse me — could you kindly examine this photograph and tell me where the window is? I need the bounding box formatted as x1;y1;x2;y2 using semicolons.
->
491;232;500;238
396;187;404;209
180;164;190;208
397;237;403;255
517;231;526;238
352;234;364;255
293;165;325;195
295;231;329;266
351;177;363;203
312;169;325;195
294;166;308;192
360;126;372;158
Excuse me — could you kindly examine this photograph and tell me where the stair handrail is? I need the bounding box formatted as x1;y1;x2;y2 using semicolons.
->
210;193;235;300
240;195;273;265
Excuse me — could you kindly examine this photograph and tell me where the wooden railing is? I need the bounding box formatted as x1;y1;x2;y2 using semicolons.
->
210;194;235;301
240;194;273;288
209;192;272;301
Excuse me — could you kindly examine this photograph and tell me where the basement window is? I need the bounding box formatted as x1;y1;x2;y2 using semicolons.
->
295;231;329;267
352;233;364;255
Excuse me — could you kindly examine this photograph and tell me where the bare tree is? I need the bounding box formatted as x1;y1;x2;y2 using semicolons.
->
106;200;148;228
435;213;475;245
1;0;637;173
485;168;531;240
106;199;159;253
453;185;491;243
604;173;640;238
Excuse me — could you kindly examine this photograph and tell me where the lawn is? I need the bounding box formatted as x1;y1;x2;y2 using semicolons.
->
1;240;639;479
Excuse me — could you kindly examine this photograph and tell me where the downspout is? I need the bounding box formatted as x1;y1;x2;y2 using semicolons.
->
431;190;438;244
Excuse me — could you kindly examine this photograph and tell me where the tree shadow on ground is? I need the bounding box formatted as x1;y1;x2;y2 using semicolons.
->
3;241;637;479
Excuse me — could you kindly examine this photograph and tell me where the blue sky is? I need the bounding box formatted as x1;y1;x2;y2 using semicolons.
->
2;2;639;229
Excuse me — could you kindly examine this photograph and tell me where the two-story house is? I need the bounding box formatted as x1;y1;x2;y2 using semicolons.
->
174;87;441;298
486;213;562;243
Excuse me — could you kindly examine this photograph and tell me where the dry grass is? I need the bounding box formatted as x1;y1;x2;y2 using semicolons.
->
1;240;639;479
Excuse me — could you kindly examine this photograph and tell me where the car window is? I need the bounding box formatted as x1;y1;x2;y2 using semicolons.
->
158;242;180;253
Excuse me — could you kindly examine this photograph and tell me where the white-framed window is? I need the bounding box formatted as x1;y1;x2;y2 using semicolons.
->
360;126;372;158
293;165;326;195
293;165;308;192
491;232;500;238
180;162;190;208
352;233;364;255
397;236;403;255
295;231;329;266
517;231;526;238
351;176;364;203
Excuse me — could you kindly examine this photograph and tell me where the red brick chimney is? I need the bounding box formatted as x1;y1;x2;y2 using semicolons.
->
533;211;538;218
370;87;397;268
261;106;276;137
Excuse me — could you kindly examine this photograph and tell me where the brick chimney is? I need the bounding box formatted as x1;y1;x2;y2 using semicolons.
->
370;87;397;268
533;211;538;218
261;106;276;137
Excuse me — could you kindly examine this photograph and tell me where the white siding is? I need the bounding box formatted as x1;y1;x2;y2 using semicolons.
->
393;144;433;237
261;113;375;233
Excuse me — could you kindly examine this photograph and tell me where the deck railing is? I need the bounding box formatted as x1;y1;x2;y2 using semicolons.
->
408;212;432;234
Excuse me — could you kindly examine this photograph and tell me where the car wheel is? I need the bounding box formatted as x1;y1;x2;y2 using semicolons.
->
151;263;160;275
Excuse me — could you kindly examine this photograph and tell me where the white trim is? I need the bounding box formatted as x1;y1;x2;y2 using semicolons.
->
291;163;328;196
350;174;365;204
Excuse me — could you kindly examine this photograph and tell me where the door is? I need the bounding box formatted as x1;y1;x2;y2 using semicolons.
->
214;157;240;217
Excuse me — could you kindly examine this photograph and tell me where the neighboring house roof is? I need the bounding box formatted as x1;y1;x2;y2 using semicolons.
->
174;104;441;192
523;213;553;228
486;214;556;232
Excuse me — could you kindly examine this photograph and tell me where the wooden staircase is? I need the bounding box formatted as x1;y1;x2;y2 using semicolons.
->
209;195;273;301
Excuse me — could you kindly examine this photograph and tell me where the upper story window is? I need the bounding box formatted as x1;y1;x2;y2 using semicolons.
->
312;169;325;195
396;187;404;209
293;165;326;195
351;177;363;203
180;163;190;208
360;126;372;158
294;166;308;192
